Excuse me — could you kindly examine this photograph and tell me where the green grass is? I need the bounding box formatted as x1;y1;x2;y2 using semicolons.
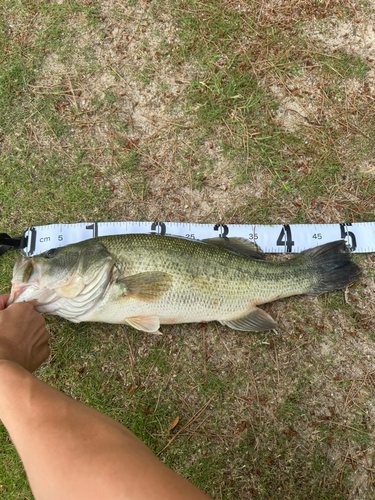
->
320;52;369;79
164;0;375;224
0;426;30;498
0;150;111;227
234;425;353;499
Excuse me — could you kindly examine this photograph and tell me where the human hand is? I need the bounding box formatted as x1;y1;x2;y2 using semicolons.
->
0;294;50;372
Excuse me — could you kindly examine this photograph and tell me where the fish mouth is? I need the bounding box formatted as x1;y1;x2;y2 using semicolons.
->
7;281;37;305
7;257;38;305
7;280;58;308
8;257;57;307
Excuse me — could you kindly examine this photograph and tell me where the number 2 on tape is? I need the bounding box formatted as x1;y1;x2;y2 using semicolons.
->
86;223;99;238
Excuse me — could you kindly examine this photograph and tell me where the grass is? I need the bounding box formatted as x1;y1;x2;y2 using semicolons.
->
166;0;375;224
0;0;375;498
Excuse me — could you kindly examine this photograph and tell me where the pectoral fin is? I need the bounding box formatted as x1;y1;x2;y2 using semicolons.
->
116;271;172;302
124;315;160;333
220;307;277;332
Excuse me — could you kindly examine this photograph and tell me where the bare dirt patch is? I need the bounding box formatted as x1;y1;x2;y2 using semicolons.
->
27;0;275;224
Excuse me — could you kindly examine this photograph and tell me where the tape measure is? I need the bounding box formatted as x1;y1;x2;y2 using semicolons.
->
15;221;374;257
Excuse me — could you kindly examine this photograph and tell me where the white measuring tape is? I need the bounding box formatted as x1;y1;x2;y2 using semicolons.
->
20;221;374;257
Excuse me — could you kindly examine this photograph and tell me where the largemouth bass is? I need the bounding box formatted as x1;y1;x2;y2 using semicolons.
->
7;235;360;332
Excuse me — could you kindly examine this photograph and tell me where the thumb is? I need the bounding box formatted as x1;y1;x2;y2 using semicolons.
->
0;294;10;310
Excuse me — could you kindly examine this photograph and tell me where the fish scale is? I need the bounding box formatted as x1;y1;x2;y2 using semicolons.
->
7;234;361;332
99;235;251;323
101;235;280;317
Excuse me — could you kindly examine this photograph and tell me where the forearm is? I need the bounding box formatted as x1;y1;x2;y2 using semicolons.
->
0;361;210;500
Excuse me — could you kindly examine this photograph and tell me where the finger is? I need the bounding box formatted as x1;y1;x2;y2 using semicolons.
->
38;344;51;363
0;294;10;310
30;345;51;373
7;300;38;310
26;299;39;307
37;327;50;345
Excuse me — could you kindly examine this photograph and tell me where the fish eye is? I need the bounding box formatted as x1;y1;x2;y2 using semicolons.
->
44;248;58;259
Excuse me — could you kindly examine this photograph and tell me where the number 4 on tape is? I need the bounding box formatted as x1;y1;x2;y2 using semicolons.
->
276;225;294;253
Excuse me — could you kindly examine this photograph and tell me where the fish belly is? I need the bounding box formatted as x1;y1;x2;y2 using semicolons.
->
76;279;253;326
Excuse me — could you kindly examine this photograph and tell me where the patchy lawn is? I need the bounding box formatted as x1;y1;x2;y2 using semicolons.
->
0;0;375;498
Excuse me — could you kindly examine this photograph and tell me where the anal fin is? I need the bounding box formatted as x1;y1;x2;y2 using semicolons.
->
220;307;277;332
124;315;161;333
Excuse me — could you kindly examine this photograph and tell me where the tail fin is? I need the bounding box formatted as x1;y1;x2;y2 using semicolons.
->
295;240;361;294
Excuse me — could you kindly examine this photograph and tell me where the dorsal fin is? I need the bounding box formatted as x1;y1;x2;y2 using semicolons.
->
202;237;266;261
